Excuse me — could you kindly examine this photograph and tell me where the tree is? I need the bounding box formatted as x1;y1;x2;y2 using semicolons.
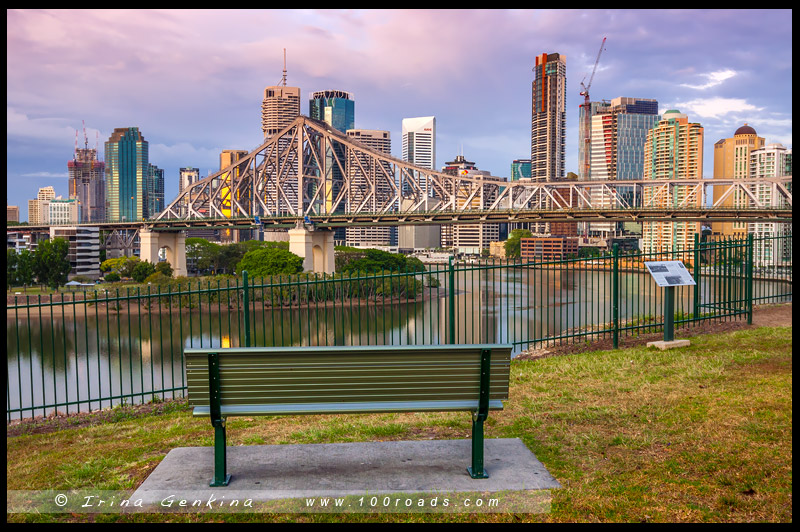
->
101;256;140;277
404;256;426;273
155;260;173;278
504;229;533;259
235;247;304;277
34;238;71;290
186;238;221;274
217;244;248;274
578;246;601;258
131;260;157;283
338;248;425;273
16;249;36;290
7;249;18;289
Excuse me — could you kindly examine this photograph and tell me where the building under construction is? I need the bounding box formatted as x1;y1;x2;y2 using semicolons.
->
68;124;105;223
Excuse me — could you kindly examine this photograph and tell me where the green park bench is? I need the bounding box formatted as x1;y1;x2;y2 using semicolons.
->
185;344;513;487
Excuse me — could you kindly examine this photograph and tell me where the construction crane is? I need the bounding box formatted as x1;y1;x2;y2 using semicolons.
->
580;37;606;180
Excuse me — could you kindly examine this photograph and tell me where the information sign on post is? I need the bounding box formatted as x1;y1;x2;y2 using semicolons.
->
644;261;696;288
644;261;696;345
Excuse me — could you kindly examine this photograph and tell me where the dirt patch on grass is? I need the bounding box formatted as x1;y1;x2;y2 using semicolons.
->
6;399;192;438
515;302;791;361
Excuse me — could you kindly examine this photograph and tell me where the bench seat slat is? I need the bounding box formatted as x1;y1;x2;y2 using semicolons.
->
186;387;509;405
192;399;505;417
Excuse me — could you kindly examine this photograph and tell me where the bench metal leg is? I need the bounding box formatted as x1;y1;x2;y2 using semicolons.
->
467;414;488;479
211;420;231;487
208;352;231;486
467;348;492;479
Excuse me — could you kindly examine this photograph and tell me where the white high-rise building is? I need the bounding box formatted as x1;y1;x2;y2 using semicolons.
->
749;143;792;266
399;116;440;251
45;197;80;226
401;116;436;171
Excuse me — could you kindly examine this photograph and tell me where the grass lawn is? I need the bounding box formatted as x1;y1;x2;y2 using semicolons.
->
6;325;792;523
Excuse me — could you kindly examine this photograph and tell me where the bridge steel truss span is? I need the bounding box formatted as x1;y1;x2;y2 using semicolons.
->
156;115;792;226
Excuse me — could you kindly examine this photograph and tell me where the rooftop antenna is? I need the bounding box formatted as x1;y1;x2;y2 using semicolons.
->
280;48;287;86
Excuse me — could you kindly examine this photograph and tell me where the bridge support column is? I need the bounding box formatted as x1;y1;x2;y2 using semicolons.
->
139;230;187;277
288;227;335;274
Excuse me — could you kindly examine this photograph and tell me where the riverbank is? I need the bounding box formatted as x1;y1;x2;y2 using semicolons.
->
6;285;448;318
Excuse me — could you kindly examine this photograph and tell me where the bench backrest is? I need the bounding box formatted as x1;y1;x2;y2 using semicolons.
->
185;344;512;416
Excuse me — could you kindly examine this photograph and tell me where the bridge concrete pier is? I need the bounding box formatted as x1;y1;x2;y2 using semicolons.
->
288;226;335;274
140;230;187;277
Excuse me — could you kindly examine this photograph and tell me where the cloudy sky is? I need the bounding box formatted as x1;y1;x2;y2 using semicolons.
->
7;9;793;221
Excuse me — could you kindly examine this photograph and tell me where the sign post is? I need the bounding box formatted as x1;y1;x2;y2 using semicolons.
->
644;260;696;349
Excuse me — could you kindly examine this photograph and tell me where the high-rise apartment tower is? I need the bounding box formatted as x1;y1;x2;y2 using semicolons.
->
641;110;704;253
749;142;792;266
712;124;766;239
531;53;567;181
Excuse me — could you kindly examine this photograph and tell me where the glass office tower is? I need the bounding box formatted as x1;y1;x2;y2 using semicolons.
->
510;159;532;181
145;164;165;219
309;90;354;241
586;97;659;237
104;127;148;222
309;90;355;133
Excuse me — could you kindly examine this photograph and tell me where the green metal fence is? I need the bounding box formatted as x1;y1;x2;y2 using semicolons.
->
6;232;792;421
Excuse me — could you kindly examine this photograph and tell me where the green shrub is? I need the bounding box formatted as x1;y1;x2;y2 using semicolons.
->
143;271;171;285
154;261;173;278
235;247;304;277
131;261;156;283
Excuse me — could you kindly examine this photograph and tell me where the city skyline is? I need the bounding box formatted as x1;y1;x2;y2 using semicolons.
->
7;9;792;221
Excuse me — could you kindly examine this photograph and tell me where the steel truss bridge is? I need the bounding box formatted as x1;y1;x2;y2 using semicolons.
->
157;115;792;227
8;115;792;243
